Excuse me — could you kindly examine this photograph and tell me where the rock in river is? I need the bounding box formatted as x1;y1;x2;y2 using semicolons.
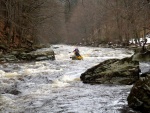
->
80;57;140;85
127;75;150;113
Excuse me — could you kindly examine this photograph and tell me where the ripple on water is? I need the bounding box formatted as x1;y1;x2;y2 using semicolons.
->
0;45;138;113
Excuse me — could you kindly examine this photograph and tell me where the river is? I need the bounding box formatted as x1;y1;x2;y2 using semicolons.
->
0;44;146;113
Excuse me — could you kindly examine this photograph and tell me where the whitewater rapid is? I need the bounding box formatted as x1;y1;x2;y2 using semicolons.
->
0;45;144;113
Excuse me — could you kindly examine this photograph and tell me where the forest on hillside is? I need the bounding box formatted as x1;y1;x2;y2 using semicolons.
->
0;0;150;52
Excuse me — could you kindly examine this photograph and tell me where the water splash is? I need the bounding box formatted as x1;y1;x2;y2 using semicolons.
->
0;45;139;113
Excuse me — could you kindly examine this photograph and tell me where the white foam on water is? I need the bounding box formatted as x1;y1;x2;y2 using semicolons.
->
51;79;70;88
0;44;137;113
5;72;19;78
60;74;80;82
0;70;5;77
0;70;20;78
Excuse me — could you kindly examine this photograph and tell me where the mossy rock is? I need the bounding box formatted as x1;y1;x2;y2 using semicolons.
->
80;57;140;85
127;76;150;113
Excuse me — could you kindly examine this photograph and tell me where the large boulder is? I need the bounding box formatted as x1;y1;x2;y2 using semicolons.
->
80;57;140;85
127;75;150;113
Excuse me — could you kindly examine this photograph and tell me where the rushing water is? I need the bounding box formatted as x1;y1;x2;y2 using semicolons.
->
0;45;147;113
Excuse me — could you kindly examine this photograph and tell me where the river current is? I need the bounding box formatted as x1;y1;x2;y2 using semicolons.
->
0;44;147;113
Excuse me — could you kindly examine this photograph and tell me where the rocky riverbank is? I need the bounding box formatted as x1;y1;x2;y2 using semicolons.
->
0;46;55;63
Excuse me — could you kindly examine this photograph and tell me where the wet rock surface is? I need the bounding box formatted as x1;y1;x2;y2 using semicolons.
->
127;75;150;113
0;48;55;62
80;57;140;85
132;51;150;62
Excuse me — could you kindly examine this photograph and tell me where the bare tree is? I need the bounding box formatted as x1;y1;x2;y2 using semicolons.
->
0;0;47;50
